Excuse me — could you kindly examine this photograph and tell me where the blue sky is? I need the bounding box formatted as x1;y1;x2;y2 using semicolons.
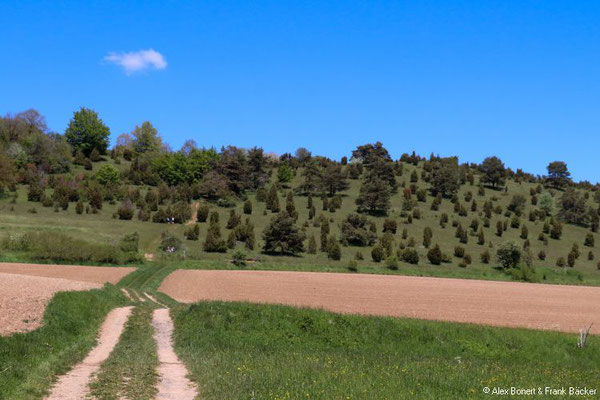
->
1;1;599;182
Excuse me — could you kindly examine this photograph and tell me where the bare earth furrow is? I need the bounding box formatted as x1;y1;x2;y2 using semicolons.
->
152;308;198;400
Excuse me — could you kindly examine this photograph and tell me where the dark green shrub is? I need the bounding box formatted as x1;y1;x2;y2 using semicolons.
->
385;256;399;270
227;231;237;249
120;232;139;254
232;250;246;266
496;242;521;269
243;200;253;215
172;201;192;224
550;220;562;239
184;224;200;241
567;251;576;268
204;214;227;253
197;204;210;222
76;200;84;214
401;248;419;264
382;218;397;234
340;214;377;246
480;250;490;264
371;245;384;262
327;237;341;260
226;209;241;229
117;199;134;220
307;235;317;254
427;244;442;265
510;215;520;229
454;246;465;258
538;250;546;260
423;227;433;248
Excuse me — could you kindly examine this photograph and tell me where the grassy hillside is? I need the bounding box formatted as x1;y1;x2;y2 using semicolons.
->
1;156;599;285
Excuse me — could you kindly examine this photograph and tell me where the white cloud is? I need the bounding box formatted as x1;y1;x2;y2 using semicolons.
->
104;49;167;74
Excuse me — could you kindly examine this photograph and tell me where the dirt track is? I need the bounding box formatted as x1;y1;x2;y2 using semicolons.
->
160;270;600;334
152;308;198;400
0;263;135;335
46;306;133;400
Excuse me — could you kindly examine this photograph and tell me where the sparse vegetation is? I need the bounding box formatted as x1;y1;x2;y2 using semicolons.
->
0;115;598;285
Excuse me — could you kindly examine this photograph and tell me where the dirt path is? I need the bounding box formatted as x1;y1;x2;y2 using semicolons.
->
160;270;600;334
152;308;198;400
45;306;133;400
186;201;200;225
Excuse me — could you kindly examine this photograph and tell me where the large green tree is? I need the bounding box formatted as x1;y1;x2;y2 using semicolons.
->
430;157;460;197
546;161;571;189
299;161;323;195
132;121;162;154
150;147;219;186
356;176;390;215
321;163;348;196
480;156;506;189
65;107;110;156
247;146;269;189
262;212;306;255
352;142;396;190
559;188;589;226
218;146;250;195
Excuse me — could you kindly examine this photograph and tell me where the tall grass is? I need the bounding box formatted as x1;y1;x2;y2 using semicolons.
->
173;302;599;399
0;231;142;265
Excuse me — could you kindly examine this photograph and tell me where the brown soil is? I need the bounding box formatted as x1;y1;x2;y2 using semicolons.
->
0;273;101;335
186;201;200;225
160;270;600;334
0;262;135;284
152;308;198;400
45;306;133;400
0;262;135;335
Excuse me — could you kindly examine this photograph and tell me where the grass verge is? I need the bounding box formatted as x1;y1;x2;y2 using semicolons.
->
89;305;158;400
173;301;599;399
169;258;600;287
0;285;127;399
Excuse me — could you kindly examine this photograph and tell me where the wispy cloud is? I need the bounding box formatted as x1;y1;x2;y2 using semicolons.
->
104;49;167;74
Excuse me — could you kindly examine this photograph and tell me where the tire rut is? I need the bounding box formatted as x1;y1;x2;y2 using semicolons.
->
152;308;198;400
45;306;133;400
